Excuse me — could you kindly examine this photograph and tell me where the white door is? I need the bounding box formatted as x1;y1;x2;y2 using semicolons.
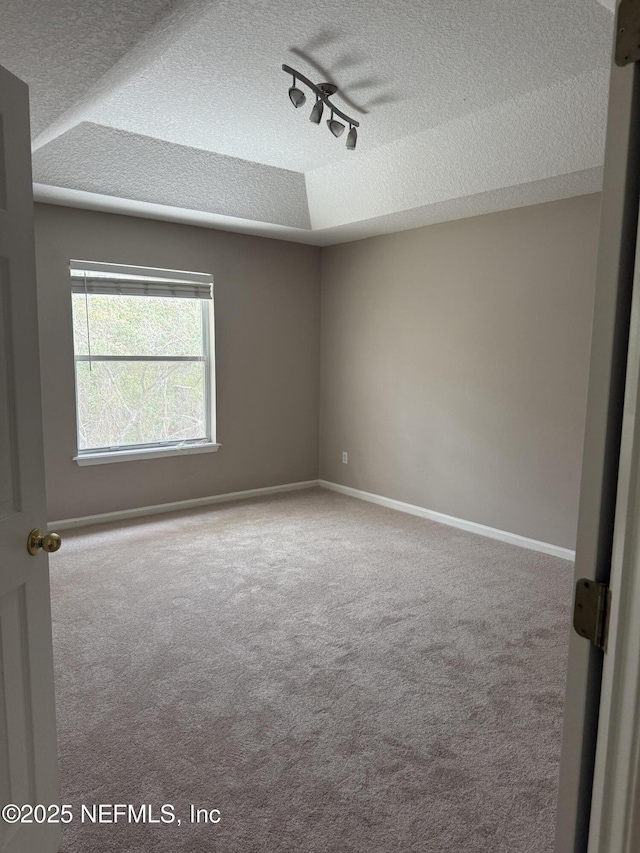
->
0;66;61;853
554;4;640;852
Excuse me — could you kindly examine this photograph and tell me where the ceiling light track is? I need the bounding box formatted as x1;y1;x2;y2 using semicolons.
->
282;63;359;150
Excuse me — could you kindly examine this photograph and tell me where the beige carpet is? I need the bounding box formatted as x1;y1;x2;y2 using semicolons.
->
50;488;573;852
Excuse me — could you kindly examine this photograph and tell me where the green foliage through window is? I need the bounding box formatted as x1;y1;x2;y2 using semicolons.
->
71;291;212;452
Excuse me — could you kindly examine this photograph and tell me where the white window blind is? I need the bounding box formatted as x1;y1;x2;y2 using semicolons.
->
70;260;213;300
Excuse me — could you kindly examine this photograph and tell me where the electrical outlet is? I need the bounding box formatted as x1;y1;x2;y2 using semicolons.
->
342;452;348;464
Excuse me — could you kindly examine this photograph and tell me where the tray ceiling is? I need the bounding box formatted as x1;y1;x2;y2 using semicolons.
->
3;0;614;244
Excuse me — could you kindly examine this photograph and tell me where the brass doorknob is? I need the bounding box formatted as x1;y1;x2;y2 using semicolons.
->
27;529;62;556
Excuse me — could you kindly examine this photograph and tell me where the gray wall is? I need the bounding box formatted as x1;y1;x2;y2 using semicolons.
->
35;204;320;521
319;195;601;549
37;195;600;547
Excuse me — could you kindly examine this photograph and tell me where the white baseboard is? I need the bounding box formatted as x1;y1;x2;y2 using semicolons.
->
51;480;320;530
51;477;576;561
318;480;576;561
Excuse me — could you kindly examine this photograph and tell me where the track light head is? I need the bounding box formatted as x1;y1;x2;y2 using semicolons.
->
288;83;306;108
346;125;357;150
327;114;345;137
309;98;324;124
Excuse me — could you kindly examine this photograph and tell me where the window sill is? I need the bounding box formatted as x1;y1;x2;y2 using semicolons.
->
73;442;221;466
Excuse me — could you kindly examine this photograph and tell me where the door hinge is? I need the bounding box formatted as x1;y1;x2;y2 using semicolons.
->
573;579;611;652
616;0;640;66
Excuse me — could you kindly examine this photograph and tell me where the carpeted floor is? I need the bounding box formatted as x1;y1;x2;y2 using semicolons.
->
50;488;573;852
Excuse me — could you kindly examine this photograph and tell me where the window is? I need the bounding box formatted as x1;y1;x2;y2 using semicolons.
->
70;260;217;464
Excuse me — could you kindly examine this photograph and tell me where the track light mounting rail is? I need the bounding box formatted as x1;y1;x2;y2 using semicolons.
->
282;64;359;128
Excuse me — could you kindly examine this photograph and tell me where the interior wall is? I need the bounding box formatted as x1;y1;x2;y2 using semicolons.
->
35;204;321;521
36;195;599;543
319;194;601;550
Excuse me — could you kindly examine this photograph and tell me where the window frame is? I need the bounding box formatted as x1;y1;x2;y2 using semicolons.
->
69;260;219;464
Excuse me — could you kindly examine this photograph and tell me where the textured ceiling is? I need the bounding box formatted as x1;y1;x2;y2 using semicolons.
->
4;0;616;243
33;123;310;228
1;0;179;137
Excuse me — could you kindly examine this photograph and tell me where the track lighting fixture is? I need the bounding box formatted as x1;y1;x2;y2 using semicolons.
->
327;111;345;137
309;97;324;124
283;63;360;150
288;78;306;108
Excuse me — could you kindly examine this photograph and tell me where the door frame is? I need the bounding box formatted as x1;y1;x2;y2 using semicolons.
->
555;4;640;851
586;188;640;852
